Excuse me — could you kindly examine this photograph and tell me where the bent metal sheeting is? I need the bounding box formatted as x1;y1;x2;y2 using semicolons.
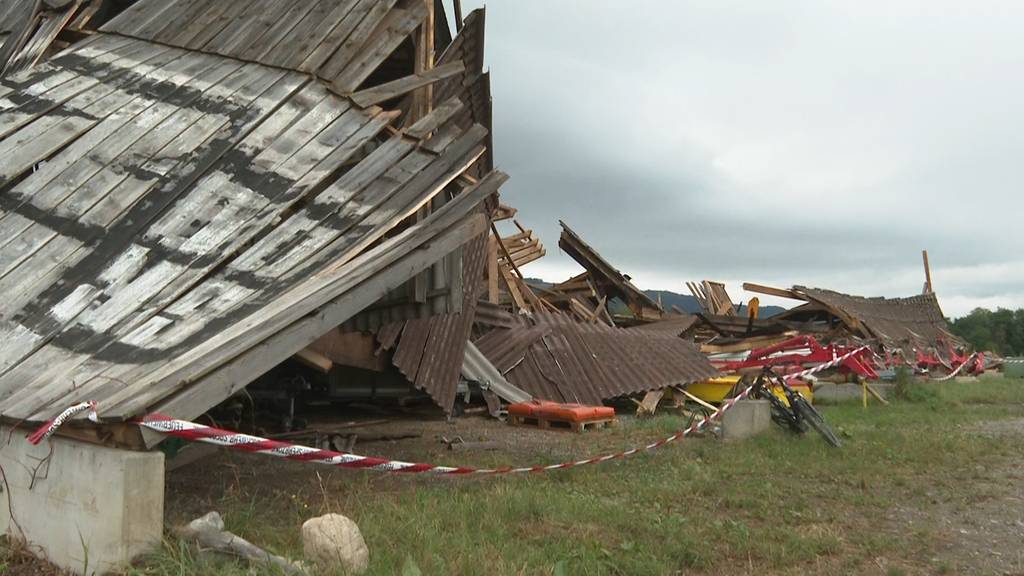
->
0;0;506;428
475;312;719;405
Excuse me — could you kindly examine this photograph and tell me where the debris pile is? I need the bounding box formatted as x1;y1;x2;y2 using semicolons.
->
0;0;984;451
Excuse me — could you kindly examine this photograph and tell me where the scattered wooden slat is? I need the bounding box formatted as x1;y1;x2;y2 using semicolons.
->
352;60;464;107
294;347;333;373
328;0;427;92
635;389;664;417
304;0;396;75
742;282;805;301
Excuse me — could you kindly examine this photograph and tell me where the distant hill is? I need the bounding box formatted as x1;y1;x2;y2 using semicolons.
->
523;279;785;317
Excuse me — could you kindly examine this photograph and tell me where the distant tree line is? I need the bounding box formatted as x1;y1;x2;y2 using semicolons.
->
948;308;1024;356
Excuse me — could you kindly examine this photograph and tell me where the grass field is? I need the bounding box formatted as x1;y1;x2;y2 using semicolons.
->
5;377;1024;575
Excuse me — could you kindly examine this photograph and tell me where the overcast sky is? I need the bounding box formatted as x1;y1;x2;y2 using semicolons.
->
456;1;1022;318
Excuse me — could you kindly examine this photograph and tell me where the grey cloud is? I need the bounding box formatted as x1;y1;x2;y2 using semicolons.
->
461;0;1024;317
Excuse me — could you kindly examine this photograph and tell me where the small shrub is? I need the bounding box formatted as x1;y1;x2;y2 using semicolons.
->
893;367;939;403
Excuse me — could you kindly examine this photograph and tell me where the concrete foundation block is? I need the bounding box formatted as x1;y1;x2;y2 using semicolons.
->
813;382;894;402
0;427;164;574
720;399;771;440
954;375;978;383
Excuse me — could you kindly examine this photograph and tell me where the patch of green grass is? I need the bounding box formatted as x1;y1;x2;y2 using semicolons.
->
67;379;1024;574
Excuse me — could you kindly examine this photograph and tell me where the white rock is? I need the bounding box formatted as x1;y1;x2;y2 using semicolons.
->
302;513;369;574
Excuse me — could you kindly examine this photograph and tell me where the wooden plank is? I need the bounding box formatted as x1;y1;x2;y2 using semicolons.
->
351;60;464;107
294;347;333;373
0;52;235;286
264;0;355;69
406;95;463;139
131;0;196;40
98;0;172;36
151;0;216;45
329;0;428;93
742;283;805;301
487;233;499;304
202;0;278;56
0;64;299;340
240;1;321;63
298;0;390;74
79;92;377;336
677;387;718;412
0;0;41;77
1;68;309;416
175;0;249;49
0;56;255;383
0;66;299;336
101;173;505;420
161;0;225;47
4;103;391;414
635;389;664;417
144;213;489;430
699;333;798;354
5;3;80;75
212;0;297;58
0;38;174;170
864;382;890;405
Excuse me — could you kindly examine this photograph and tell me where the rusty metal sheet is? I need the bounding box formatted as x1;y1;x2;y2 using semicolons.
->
473;325;550;373
478;312;719;404
628;315;700;336
379;232;490;413
474;300;517;329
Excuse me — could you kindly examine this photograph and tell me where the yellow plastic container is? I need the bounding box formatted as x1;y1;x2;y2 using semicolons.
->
685;375;814;405
686;376;741;404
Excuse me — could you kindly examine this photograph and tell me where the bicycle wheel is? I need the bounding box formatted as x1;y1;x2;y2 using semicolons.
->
791;394;842;448
757;388;804;434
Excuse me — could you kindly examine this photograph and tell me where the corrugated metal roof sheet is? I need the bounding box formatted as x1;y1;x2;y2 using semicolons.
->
475;312;719;404
460;341;531;404
628;315;700;337
474;300;517;329
367;229;489;413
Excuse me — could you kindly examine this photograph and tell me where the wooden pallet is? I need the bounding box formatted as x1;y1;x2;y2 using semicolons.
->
508;415;618;433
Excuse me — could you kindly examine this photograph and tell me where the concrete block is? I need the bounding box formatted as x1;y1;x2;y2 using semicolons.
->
955;375;978;383
720;399;771;440
0;427;164;574
814;382;894;402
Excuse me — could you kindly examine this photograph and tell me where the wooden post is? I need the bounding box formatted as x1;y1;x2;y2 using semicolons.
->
487;233;499;304
410;0;435;306
453;0;463;31
922;250;933;294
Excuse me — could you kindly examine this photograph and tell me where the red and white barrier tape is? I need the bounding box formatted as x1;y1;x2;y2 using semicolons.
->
28;348;868;474
25;401;96;445
929;353;979;382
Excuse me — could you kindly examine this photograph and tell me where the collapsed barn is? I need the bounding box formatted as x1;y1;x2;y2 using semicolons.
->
0;1;985;572
743;283;969;369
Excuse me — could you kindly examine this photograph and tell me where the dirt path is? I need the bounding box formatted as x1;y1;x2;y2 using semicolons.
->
886;418;1024;575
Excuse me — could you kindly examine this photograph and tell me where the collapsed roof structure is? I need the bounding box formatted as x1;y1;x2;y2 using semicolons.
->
0;0;508;443
475;311;718;405
744;283;966;362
